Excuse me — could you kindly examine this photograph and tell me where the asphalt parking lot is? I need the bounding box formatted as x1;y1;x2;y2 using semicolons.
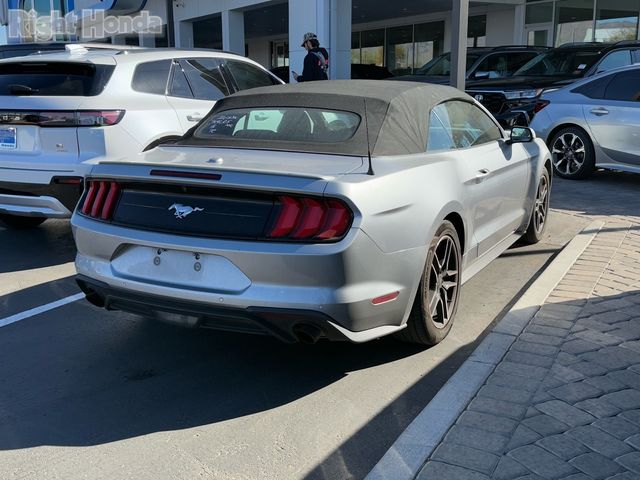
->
5;174;634;480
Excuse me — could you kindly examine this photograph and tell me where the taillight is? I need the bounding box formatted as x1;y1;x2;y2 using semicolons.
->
80;180;121;220
0;110;124;127
268;195;353;242
76;110;125;126
534;100;550;113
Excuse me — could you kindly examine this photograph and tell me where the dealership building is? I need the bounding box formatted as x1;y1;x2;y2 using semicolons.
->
1;0;640;84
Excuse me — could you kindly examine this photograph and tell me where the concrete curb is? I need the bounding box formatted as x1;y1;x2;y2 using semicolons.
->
365;220;605;480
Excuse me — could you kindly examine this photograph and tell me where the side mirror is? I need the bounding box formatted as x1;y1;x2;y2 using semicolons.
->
507;126;535;144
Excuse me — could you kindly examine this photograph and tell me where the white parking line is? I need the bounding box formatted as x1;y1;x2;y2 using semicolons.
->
0;293;85;329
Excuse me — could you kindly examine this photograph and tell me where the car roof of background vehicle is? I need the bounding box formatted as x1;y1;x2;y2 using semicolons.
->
181;80;474;158
551;62;640;94
0;45;267;68
552;40;640;53
0;42;68;51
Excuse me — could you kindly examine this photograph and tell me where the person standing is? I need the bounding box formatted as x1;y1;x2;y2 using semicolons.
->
293;32;329;82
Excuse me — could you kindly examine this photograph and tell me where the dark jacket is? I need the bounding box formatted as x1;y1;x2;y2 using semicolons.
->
297;47;329;82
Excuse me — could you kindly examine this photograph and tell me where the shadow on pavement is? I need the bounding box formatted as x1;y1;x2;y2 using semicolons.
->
551;171;640;218
0;300;432;451
0;220;75;273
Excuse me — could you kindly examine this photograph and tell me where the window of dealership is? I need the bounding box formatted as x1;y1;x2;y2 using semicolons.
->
525;0;640;46
349;16;487;76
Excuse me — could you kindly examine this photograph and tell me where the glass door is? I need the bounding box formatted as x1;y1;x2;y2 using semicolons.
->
525;24;554;46
271;40;289;68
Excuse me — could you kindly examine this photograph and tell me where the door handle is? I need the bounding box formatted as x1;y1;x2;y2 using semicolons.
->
475;168;491;182
590;107;609;116
187;114;203;122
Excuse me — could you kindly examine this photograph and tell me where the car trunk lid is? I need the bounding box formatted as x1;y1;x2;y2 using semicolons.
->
113;146;368;179
82;148;363;241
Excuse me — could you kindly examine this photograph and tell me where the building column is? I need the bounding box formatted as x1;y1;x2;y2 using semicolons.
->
139;33;156;48
289;0;351;82
175;20;193;48
513;2;526;45
329;0;351;80
450;0;469;90
222;9;245;56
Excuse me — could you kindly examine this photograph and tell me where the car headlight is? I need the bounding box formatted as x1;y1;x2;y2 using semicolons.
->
503;89;540;100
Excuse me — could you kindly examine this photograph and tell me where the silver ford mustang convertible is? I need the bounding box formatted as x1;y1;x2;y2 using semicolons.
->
72;81;552;346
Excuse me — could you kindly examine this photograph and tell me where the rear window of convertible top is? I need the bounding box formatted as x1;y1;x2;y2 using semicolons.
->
193;107;361;144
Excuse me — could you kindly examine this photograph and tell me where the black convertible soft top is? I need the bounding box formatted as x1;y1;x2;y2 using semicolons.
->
180;80;473;157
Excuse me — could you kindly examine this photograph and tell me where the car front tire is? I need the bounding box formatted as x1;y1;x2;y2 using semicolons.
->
549;126;595;180
396;220;461;346
522;168;551;245
0;214;47;229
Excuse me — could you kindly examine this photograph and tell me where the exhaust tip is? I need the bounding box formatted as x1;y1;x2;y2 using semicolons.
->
75;278;106;308
292;324;323;345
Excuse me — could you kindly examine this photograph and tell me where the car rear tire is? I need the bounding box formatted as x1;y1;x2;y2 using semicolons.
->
521;168;550;245
0;214;46;229
549;127;595;180
395;221;461;346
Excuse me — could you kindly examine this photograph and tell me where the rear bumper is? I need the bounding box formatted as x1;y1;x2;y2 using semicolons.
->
76;275;350;343
0;179;83;218
72;214;425;343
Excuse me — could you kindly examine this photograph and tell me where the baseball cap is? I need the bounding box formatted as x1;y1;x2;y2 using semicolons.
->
301;32;318;47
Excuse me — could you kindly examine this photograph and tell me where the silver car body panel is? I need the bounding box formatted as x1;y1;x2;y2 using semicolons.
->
531;66;640;173
73;133;549;342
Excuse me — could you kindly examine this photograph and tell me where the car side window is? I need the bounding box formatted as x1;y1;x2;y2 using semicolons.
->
596;50;632;74
603;70;640;101
473;54;509;79
169;61;193;98
225;60;280;91
507;52;539;75
473;52;538;79
131;60;171;95
427;105;456;152
177;58;230;100
436;101;502;149
572;75;613;99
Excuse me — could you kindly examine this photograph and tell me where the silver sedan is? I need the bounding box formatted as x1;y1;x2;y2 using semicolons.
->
531;64;640;179
71;81;551;346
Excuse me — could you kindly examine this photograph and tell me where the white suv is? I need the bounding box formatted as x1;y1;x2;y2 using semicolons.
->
0;44;283;228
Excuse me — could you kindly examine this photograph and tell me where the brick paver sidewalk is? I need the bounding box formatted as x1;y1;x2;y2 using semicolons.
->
418;219;640;479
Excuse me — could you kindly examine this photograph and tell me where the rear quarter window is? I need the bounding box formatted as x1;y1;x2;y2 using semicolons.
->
0;62;114;96
604;70;640;101
225;60;281;91
572;75;613;99
132;60;171;95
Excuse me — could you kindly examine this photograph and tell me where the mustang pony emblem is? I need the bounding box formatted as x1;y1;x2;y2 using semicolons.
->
168;203;204;219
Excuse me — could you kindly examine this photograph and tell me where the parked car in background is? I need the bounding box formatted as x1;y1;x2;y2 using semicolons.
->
530;64;640;179
270;64;394;83
468;41;640;126
0;42;67;59
398;46;547;85
0;44;282;229
72;80;551;347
